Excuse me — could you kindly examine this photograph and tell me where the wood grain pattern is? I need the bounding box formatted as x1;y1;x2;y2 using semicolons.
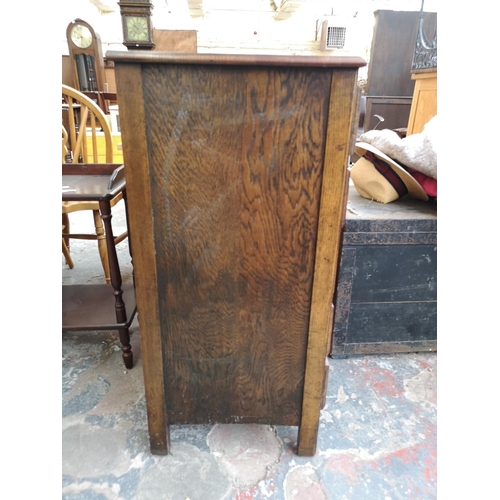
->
108;51;365;456
297;69;358;456
114;64;169;454
142;64;331;425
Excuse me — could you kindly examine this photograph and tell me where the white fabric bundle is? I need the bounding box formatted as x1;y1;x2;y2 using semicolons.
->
359;115;437;179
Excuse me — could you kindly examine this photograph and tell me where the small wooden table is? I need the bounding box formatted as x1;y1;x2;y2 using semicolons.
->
62;163;137;369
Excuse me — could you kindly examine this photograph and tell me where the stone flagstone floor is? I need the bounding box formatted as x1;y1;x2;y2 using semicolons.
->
62;201;437;499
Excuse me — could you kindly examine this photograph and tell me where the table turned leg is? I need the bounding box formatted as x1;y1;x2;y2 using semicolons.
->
93;209;111;284
118;327;133;369
99;199;133;369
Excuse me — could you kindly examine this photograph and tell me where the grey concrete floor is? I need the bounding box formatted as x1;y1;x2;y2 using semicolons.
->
62;201;437;500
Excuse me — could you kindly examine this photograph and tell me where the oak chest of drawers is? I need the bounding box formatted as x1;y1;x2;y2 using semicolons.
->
108;51;365;456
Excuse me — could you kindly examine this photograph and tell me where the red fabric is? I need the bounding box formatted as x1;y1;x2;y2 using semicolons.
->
363;151;408;197
406;167;437;198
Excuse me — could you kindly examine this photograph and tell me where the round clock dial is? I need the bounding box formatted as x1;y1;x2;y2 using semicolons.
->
125;16;149;42
70;24;93;49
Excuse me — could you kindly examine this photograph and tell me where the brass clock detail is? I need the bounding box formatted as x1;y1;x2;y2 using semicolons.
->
118;1;155;50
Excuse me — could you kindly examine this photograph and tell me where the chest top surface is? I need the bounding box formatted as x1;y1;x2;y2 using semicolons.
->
106;51;366;69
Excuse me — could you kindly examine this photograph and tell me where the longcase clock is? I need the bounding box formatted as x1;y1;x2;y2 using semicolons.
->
66;19;106;96
118;1;155;50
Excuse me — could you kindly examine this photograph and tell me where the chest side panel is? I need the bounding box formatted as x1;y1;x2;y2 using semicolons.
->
141;64;331;424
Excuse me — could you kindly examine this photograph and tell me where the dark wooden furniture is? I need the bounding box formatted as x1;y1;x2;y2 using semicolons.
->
62;163;137;369
364;10;437;132
331;185;437;356
364;96;412;133
107;51;365;456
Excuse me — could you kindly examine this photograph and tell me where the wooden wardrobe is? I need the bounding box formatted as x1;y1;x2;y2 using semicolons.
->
107;51;365;456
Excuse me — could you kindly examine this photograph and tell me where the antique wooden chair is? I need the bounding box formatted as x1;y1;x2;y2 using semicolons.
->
62;84;127;283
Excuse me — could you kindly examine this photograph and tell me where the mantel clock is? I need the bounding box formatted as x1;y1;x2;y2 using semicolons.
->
118;1;155;50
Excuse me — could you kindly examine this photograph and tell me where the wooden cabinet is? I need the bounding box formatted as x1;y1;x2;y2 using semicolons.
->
107;51;365;456
407;70;437;135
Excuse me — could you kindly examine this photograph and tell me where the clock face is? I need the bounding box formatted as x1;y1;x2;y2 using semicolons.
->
125;16;149;42
70;24;93;49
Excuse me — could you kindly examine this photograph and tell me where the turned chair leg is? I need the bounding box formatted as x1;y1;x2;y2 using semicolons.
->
62;213;70;250
62;238;74;268
93;210;111;284
62;224;74;268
